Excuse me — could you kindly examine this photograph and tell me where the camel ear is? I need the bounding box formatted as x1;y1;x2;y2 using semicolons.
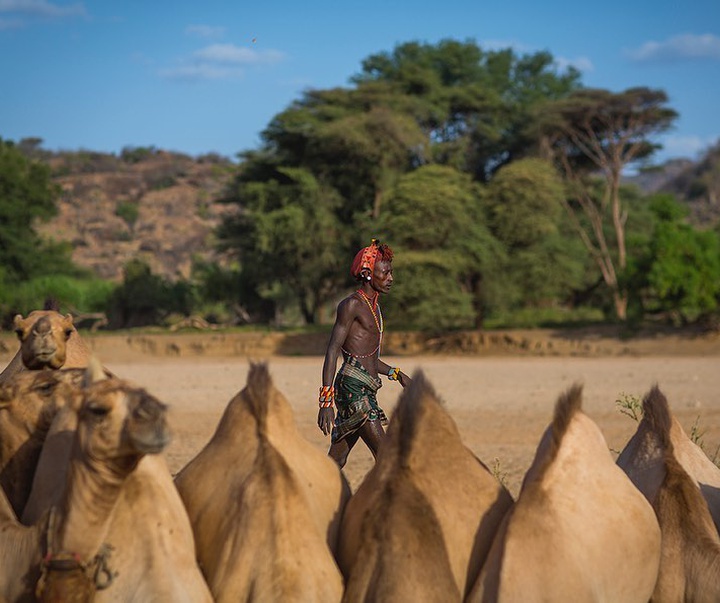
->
13;314;28;340
61;314;75;336
83;356;107;387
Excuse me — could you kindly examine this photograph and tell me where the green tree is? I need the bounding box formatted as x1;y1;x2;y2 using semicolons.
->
218;167;348;324
107;259;195;328
484;158;588;310
380;165;504;329
354;39;582;180
538;88;678;320
259;83;427;226
0;138;72;284
628;194;720;324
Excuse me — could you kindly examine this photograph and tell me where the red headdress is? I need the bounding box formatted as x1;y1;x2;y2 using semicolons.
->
350;239;393;280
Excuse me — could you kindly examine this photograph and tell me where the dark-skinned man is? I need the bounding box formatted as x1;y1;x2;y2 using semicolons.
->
317;239;410;468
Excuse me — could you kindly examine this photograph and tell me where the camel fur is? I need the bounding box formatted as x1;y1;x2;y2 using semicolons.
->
0;360;213;602
468;384;661;603
0;368;86;518
174;362;350;603
338;371;514;602
617;385;720;602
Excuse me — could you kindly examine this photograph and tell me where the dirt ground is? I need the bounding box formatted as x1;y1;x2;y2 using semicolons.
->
3;329;720;498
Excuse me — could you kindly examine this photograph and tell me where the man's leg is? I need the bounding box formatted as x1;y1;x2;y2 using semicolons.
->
328;432;360;469
358;418;387;459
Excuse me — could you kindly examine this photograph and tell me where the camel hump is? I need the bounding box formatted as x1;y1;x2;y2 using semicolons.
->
392;370;453;463
243;362;274;429
642;384;672;450
550;382;584;456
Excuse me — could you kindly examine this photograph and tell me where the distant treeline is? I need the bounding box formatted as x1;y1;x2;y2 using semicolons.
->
3;39;720;333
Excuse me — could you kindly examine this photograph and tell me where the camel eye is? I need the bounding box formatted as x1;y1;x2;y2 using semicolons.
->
35;383;56;395
86;404;110;417
64;328;73;338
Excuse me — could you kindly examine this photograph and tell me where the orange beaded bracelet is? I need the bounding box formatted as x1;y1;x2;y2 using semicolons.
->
319;385;335;408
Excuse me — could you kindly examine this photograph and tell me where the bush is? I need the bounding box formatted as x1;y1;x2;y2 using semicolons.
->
107;259;198;328
0;275;115;328
115;200;140;227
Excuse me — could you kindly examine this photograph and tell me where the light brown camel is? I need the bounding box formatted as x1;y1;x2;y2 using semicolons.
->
617;386;720;602
0;309;93;384
467;384;661;603
174;362;350;603
0;481;47;602
1;360;213;602
0;368;86;518
616;386;720;536
337;371;514;602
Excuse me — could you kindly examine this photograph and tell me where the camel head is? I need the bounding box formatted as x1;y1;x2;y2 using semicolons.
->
0;368;85;449
76;361;171;473
0;369;87;516
14;311;76;370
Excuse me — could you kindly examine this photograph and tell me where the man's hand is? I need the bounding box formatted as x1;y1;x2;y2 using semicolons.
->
318;407;335;436
398;372;411;388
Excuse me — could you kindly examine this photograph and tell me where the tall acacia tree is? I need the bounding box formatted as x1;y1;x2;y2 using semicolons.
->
538;87;678;319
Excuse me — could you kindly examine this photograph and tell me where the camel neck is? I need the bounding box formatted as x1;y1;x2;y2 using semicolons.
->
53;447;135;559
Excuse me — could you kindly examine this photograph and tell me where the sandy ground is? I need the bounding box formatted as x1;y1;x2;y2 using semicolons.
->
68;351;720;499
3;328;720;498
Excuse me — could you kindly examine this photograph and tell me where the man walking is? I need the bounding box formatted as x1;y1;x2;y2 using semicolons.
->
317;239;410;468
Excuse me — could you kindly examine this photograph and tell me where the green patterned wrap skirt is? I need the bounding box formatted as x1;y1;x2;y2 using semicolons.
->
331;355;388;444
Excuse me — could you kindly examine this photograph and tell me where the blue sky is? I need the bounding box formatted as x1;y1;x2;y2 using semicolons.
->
1;0;719;166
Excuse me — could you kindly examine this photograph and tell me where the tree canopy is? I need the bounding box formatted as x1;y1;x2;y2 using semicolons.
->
219;39;593;327
0;138;74;286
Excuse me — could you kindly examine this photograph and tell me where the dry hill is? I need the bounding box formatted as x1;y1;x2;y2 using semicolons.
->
35;148;236;282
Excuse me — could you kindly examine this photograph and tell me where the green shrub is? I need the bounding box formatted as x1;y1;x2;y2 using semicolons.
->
115;200;140;226
0;275;115;327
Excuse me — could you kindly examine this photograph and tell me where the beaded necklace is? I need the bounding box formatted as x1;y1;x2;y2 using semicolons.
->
341;289;383;359
357;289;383;333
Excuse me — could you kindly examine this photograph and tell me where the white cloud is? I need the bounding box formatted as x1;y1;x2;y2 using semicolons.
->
193;43;284;65
627;33;720;62
160;42;286;80
0;0;85;18
159;64;245;81
555;55;594;73
185;24;226;39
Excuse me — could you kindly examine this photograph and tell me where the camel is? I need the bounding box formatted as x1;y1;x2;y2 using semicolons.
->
0;360;213;602
616;386;720;535
0;309;93;384
467;384;661;603
174;362;350;602
617;386;720;602
337;371;514;602
0;368;86;518
0;481;47;602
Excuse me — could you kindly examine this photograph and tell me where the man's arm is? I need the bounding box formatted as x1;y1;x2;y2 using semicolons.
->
318;299;356;436
378;359;411;388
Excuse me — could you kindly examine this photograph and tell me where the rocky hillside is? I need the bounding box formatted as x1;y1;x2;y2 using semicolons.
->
35;148;237;282
624;142;720;226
